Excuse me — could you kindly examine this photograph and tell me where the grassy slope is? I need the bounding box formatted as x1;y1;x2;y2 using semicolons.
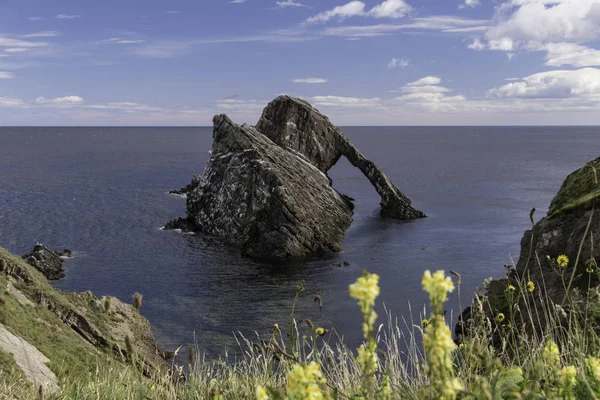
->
0;247;130;397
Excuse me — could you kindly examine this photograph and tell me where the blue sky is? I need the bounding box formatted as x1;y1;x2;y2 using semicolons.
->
1;0;600;125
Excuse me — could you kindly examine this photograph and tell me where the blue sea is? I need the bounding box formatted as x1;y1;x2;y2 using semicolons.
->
1;126;598;354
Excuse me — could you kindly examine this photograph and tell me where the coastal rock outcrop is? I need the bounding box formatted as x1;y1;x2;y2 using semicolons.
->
22;244;70;280
456;156;600;344
256;96;425;219
180;114;354;261
167;96;424;261
515;156;600;300
0;247;170;381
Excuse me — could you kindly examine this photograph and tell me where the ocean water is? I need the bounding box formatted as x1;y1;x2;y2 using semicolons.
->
1;126;599;355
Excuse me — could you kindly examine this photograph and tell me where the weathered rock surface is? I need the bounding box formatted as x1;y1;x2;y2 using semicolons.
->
169;174;201;197
457;156;600;344
0;247;170;380
516;156;600;300
180;114;354;261
22;244;69;280
168;96;424;261
0;322;59;394
256;96;425;219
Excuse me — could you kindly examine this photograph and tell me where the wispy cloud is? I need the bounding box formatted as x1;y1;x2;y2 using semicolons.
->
388;57;409;68
28;17;43;21
322;16;488;37
458;0;480;9
55;14;82;19
0;71;15;79
166;10;181;14
35;96;84;105
307;0;412;23
292;77;328;83
101;38;146;44
276;0;308;8
23;31;59;38
230;0;247;3
4;48;29;53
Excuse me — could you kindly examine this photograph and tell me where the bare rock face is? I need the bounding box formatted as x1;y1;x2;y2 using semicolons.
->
167;96;425;261
22;244;70;281
257;96;425;219
183;114;354;261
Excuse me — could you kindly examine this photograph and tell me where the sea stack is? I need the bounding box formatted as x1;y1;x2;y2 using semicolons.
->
167;96;425;262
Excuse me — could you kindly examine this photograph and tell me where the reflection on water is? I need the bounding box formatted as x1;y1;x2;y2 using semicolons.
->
1;126;599;356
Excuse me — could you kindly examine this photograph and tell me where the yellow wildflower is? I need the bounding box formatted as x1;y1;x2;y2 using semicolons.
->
422;319;429;328
273;323;279;331
315;327;325;336
442;378;463;398
527;281;535;293
496;313;505;323
586;356;600;381
542;340;560;365
557;255;569;268
587;266;594;273
560;366;577;386
287;362;325;400
506;284;516;293
255;386;269;400
422;270;455;308
349;273;380;313
559;366;577;398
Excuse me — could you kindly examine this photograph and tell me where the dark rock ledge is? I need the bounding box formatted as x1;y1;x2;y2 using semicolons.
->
167;96;425;262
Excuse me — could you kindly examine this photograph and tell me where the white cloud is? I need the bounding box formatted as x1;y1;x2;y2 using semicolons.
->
307;1;366;22
544;43;600;67
0;37;48;48
323;16;488;37
459;0;480;8
28;17;43;21
230;0;247;3
4;48;29;53
166;11;181;14
368;0;412;18
102;38;146;44
0;97;25;107
311;96;381;108
292;77;328;83
469;0;600;64
23;31;58;38
388;57;409;68
0;71;15;79
488;68;600;99
35;96;84;105
55;14;82;19
276;0;308;8
307;0;411;23
407;76;442;86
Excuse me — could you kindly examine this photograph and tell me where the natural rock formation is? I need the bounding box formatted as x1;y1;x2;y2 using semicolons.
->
22;244;70;280
0;247;170;382
179;114;354;261
457;156;600;344
516;156;600;300
256;96;425;219
169;174;201;197
167;96;424;261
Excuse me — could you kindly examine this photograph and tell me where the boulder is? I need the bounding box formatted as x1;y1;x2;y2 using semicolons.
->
167;96;425;261
22;244;68;281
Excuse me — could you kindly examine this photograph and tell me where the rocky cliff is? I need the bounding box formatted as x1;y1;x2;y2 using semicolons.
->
457;156;600;343
0;247;170;395
167;96;424;261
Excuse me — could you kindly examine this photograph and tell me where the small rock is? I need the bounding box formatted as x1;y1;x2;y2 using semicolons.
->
22;244;66;281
